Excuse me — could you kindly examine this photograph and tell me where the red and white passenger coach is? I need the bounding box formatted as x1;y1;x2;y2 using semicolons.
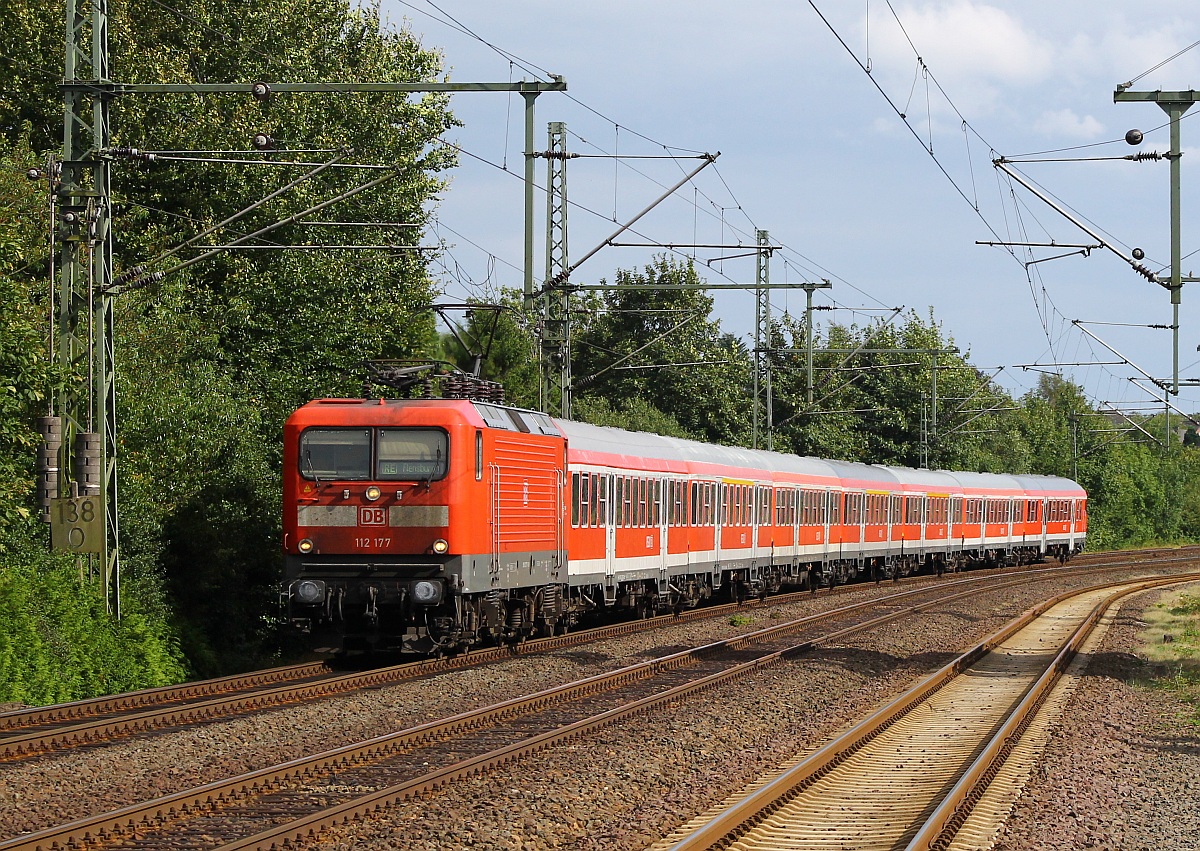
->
282;398;1087;652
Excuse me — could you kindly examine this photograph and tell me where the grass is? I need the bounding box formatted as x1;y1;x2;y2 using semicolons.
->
1137;587;1200;724
728;614;753;627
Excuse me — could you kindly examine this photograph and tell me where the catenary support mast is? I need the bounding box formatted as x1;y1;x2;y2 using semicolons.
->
46;0;567;617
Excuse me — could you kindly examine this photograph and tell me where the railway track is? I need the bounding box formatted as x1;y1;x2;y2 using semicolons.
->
655;573;1200;851
1;549;1191;764
4;561;1192;851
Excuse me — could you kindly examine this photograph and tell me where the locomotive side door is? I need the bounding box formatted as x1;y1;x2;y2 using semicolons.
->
488;462;501;576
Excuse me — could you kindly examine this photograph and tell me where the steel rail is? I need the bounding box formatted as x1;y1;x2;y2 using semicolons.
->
661;572;1200;850
0;568;1087;851
0;550;1187;763
902;577;1189;850
207;568;1200;851
0;661;330;733
0;585;855;760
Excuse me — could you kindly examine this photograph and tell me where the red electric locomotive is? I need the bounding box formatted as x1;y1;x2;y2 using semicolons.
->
282;397;1087;654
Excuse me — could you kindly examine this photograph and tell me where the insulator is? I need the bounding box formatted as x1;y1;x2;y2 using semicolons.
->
251;81;272;101
1131;262;1159;282
61;210;79;225
252;133;275;151
113;265;147;287
128;270;165;290
73;432;102;496
1127;150;1165;162
105;147;157;162
26;168;43;181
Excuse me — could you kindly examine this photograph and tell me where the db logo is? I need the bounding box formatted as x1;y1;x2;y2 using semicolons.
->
359;506;386;526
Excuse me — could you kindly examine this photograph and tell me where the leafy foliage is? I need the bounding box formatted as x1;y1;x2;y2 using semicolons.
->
571;256;753;446
0;0;457;687
0;528;186;705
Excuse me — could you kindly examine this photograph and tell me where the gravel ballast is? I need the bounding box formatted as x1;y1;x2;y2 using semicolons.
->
2;567;1197;849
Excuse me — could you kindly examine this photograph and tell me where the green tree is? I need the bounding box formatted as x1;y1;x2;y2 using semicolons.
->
1;0;459;676
571;256;753;444
440;293;541;410
0;132;56;539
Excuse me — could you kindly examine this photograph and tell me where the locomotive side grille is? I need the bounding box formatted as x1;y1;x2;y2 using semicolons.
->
492;436;562;549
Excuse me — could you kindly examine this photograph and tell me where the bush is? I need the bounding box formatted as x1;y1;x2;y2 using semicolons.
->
0;525;187;706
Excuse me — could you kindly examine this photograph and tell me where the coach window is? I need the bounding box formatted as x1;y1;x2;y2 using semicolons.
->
580;473;591;527
475;431;483;481
571;473;580;527
596;475;608;526
377;429;448;480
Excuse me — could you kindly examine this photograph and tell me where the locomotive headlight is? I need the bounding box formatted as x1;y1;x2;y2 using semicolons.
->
365;485;382;501
293;579;325;604
298;538;315;554
411;579;443;605
431;538;449;554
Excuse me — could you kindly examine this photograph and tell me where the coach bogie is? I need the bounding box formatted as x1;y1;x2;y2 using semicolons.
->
667;576;711;612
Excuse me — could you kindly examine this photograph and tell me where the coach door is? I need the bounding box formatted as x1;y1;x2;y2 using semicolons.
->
604;475;617;602
1039;499;1048;553
714;483;724;588
662;475;672;588
1069;499;1078;551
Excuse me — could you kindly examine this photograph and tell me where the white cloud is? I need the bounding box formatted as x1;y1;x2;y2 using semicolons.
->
868;1;1055;87
1032;108;1105;139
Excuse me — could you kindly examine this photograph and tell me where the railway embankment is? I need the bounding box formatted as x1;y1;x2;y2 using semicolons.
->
997;585;1200;851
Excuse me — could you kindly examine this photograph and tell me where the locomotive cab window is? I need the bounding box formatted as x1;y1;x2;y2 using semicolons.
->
376;429;448;480
299;428;371;480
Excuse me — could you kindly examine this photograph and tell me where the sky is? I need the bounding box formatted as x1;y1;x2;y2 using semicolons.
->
376;0;1200;420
